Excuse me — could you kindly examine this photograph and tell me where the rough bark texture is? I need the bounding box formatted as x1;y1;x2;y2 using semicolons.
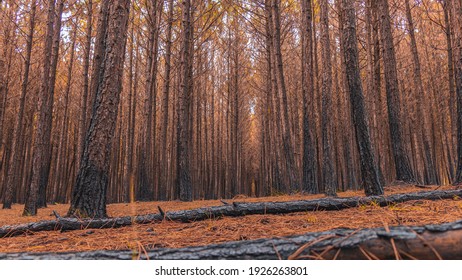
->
177;0;193;201
2;220;462;259
377;0;416;183
36;0;65;209
77;0;93;172
67;0;130;218
301;0;318;194
271;0;299;192
158;0;174;201
23;0;57;215
340;0;383;196
404;0;437;185
453;0;462;184
2;189;461;238
320;0;336;197
2;0;36;209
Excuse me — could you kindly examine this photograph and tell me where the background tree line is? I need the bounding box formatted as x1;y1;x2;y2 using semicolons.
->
0;0;462;216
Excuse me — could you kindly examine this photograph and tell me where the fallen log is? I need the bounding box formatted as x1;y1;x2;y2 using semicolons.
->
1;220;462;260
1;188;461;238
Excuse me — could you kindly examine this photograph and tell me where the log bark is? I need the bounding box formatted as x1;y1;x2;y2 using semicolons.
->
1;220;462;259
1;189;461;238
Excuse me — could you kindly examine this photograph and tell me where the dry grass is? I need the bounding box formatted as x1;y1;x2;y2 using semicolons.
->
0;185;461;253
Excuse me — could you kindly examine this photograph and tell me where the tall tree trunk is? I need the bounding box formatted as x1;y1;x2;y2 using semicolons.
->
78;0;93;171
453;0;462;184
301;0;317;194
23;0;59;215
158;0;174;201
376;0;416;183
53;26;77;203
37;0;65;208
340;0;383;196
138;0;160;201
404;0;437;184
176;0;193;201
271;0;300;192
67;0;130;218
2;0;36;209
320;0;336;196
265;0;284;193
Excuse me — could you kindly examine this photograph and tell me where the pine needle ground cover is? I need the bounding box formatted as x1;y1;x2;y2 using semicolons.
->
1;185;461;253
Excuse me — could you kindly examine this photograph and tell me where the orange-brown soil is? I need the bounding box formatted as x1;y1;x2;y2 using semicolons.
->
1;185;461;253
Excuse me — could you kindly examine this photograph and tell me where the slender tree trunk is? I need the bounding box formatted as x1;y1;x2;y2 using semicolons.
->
53;26;77;203
340;0;383;196
442;0;457;161
37;0;64;208
23;0;58;215
78;0;93;171
453;0;462;184
320;0;336;196
301;0;317;194
2;0;36;209
376;0;416;183
271;0;299;192
176;0;193;201
404;0;437;184
158;0;174;201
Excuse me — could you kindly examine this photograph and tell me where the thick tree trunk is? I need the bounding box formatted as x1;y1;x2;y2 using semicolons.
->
340;0;383;196
376;0;415;183
67;0;130;218
2;220;462;260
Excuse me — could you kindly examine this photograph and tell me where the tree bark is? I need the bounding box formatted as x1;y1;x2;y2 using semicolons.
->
4;188;461;237
52;25;77;203
78;0;93;172
2;220;462;260
301;0;318;194
320;0;336;196
404;0;437;185
2;0;36;209
67;0;130;218
158;0;174;201
177;0;193;201
340;0;383;196
376;0;416;183
23;0;58;215
271;0;299;192
453;0;462;184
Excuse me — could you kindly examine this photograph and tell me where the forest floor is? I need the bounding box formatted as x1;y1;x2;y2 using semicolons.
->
0;185;461;253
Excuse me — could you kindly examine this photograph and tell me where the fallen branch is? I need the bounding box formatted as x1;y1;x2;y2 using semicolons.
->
1;188;461;238
1;220;462;259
